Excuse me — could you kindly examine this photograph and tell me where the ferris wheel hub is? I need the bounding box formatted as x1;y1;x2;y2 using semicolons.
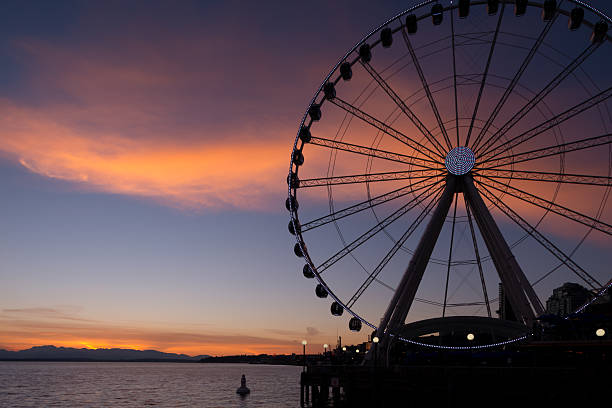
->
445;146;475;175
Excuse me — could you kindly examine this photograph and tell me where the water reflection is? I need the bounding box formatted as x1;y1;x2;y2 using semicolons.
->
0;362;302;407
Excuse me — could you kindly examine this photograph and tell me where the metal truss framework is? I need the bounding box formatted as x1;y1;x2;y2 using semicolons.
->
375;175;545;357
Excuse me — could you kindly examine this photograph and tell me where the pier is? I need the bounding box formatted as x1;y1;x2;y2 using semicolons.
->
299;340;612;407
300;363;611;407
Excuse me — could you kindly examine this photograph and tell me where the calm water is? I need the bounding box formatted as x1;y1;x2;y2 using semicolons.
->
0;362;302;407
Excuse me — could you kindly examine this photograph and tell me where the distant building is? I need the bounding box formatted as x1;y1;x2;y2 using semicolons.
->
497;283;517;321
545;282;593;317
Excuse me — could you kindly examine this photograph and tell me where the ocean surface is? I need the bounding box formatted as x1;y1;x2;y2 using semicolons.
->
0;362;302;407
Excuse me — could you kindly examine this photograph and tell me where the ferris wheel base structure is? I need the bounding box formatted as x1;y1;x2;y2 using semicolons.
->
392;315;530;343
374;173;544;360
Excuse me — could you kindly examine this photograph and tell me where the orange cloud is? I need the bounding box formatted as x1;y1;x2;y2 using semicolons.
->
0;99;291;210
0;30;312;211
1;32;608;220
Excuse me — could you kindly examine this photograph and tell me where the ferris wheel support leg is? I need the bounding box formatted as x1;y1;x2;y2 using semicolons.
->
462;175;541;325
374;176;457;362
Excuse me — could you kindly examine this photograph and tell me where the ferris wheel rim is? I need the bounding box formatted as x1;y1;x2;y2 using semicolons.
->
288;0;612;350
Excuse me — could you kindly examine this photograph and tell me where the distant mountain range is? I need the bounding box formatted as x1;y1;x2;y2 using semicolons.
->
0;345;210;362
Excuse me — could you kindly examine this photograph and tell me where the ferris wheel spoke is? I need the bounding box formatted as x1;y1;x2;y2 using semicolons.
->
532;184;612;288
345;188;444;309
476;133;612;169
464;3;505;147
470;1;563;151
474;41;602;157
476;176;612;236
442;193;459;318
315;182;445;274
297;168;443;188
476;181;602;290
359;61;448;157
401;27;452;150
474;169;612;187
309;136;440;169
464;195;492;318
450;8;459;147
479;85;612;161
300;177;441;232
378;32;490;87
328;96;444;161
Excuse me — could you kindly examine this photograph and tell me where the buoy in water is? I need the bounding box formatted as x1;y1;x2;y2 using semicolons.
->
236;374;250;395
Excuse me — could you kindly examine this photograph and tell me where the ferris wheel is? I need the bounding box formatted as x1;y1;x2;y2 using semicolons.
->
287;0;612;351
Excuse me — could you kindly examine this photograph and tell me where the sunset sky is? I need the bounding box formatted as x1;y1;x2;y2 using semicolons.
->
1;0;611;356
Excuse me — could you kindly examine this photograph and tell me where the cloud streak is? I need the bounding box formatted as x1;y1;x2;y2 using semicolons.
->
0;99;289;210
2;307;95;323
0;316;301;356
0;13;307;211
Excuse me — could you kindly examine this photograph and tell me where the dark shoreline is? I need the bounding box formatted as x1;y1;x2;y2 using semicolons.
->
0;358;203;363
0;346;306;364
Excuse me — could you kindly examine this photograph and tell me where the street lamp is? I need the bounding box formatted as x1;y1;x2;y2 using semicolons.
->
596;328;606;337
323;343;328;355
302;340;307;371
467;333;475;341
356;349;360;353
372;336;379;367
342;346;346;352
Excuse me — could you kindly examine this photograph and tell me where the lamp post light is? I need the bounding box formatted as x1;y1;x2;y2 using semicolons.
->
596;328;606;337
323;343;328;355
342;346;346;352
467;333;475;341
302;340;307;371
372;336;379;367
